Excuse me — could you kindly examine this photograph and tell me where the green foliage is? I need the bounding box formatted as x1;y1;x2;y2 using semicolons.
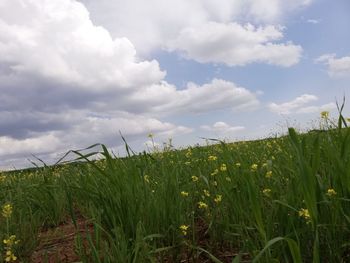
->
1;108;350;262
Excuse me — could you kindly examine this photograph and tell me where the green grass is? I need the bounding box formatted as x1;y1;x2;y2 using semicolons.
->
1;110;350;262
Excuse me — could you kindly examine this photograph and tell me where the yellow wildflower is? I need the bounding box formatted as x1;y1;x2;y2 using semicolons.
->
265;171;273;178
298;208;311;223
235;162;241;168
262;188;272;197
143;175;150;183
251;164;258;172
210;169;219;176
220;164;227;172
2;204;12;218
5;250;17;262
212;181;218;186
179;225;189;235
320;111;329;119
214;194;222;203
203;189;210;197
185;149;192;158
198;201;208;209
3;235;19;246
208;155;217;161
180;191;189;197
326;188;337;197
191;176;199;182
185;161;191;166
3;235;19;262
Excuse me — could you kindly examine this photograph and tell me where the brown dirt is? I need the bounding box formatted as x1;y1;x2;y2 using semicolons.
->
30;215;94;263
28;215;249;263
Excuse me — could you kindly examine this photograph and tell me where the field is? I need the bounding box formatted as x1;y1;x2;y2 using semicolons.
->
1;111;350;263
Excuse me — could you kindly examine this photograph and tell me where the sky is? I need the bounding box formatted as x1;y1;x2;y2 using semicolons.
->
0;0;350;170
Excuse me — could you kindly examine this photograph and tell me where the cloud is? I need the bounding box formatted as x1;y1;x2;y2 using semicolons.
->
201;122;245;134
79;0;311;56
316;54;350;78
0;0;259;115
247;0;312;23
307;19;320;24
0;134;61;157
268;94;336;115
131;79;260;114
296;103;336;114
0;0;165;92
0;0;310;169
167;22;302;67
0;0;206;168
0;110;193;169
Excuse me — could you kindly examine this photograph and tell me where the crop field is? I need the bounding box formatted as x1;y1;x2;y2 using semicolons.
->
1;111;350;263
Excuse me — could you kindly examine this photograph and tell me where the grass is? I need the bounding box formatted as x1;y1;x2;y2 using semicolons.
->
1;108;350;262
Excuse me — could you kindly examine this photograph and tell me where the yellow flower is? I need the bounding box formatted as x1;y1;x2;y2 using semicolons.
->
2;204;12;218
298;208;311;222
220;164;227;172
235;162;241;168
203;189;210;197
326;188;337;197
185;150;192;158
198;201;208;209
180;191;189;197
208;155;217;161
5;250;17;262
191;176;199;182
251;164;258;172
143;175;150;183
3;235;19;246
185;161;191;166
321;111;329;119
212;181;218;186
147;133;154;138
262;188;272;197
214;194;222;203
179;225;189;235
210;169;219;176
265;171;273;178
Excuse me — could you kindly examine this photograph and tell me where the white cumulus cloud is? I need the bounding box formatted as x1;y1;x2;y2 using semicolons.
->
167;22;302;67
131;79;260;114
0;0;165;91
0;134;61;157
79;0;312;55
269;94;336;115
201;122;245;134
316;54;350;78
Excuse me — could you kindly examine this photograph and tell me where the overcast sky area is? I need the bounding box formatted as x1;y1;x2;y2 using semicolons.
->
0;0;350;170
